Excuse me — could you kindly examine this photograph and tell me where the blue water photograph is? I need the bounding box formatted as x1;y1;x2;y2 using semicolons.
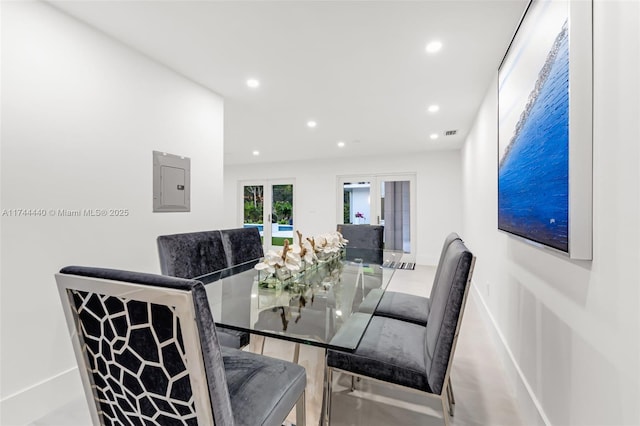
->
498;18;570;252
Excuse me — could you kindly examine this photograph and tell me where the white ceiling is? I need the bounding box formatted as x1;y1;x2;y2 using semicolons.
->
49;0;527;165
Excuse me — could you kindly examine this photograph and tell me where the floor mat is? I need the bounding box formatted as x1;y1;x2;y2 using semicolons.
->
382;261;415;270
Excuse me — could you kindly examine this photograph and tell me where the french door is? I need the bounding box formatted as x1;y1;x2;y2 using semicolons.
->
241;179;295;252
337;174;416;261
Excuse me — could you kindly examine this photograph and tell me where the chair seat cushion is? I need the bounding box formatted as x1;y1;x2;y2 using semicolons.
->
327;316;430;392
357;288;385;314
222;347;307;426
374;291;430;326
217;327;251;349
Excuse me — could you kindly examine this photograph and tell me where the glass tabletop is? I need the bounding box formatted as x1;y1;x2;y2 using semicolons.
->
193;249;403;352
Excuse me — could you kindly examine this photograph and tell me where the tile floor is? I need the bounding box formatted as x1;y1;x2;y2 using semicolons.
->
31;265;523;426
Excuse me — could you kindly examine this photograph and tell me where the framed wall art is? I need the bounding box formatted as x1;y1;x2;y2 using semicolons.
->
498;0;592;260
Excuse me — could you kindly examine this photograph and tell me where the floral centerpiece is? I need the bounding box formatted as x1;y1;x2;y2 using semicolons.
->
312;232;348;261
255;230;348;288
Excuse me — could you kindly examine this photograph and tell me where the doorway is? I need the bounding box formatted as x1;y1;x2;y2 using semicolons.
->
241;179;295;251
338;174;415;260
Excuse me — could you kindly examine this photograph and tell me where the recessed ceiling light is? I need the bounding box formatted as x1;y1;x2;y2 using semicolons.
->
252;150;260;156
307;120;317;128
425;41;443;54
427;104;440;113
337;141;345;148
246;78;260;88
430;133;439;140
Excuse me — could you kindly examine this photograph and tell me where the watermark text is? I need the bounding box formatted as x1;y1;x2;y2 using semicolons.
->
2;208;130;217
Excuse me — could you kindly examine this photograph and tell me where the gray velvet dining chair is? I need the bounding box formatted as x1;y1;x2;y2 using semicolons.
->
336;224;384;264
157;230;250;349
374;232;462;326
157;230;228;278
219;227;264;267
373;232;462;411
326;238;475;426
55;266;306;426
219;226;270;352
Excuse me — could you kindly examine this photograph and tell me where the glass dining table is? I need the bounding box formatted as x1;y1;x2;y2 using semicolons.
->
193;248;403;352
193;248;403;425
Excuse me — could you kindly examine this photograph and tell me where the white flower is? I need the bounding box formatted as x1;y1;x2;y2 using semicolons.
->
335;231;349;247
313;235;327;253
254;239;304;274
288;243;302;255
254;249;284;274
284;250;302;271
301;239;317;263
255;230;345;275
316;232;344;254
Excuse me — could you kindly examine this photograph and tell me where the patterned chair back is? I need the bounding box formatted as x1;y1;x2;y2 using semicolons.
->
55;266;235;425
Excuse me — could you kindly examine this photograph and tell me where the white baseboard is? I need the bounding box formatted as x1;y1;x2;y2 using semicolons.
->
0;366;84;425
470;285;551;426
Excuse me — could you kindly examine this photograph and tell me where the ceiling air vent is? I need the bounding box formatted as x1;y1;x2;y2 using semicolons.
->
445;130;457;136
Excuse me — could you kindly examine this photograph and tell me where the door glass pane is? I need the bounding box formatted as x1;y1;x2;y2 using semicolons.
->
381;180;410;253
243;185;264;240
342;181;371;225
271;184;293;246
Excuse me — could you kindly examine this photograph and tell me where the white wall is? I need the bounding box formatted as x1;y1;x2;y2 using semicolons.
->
0;2;225;424
224;151;462;265
461;1;640;425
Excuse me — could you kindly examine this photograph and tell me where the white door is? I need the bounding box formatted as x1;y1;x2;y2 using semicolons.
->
337;174;416;261
241;179;295;252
